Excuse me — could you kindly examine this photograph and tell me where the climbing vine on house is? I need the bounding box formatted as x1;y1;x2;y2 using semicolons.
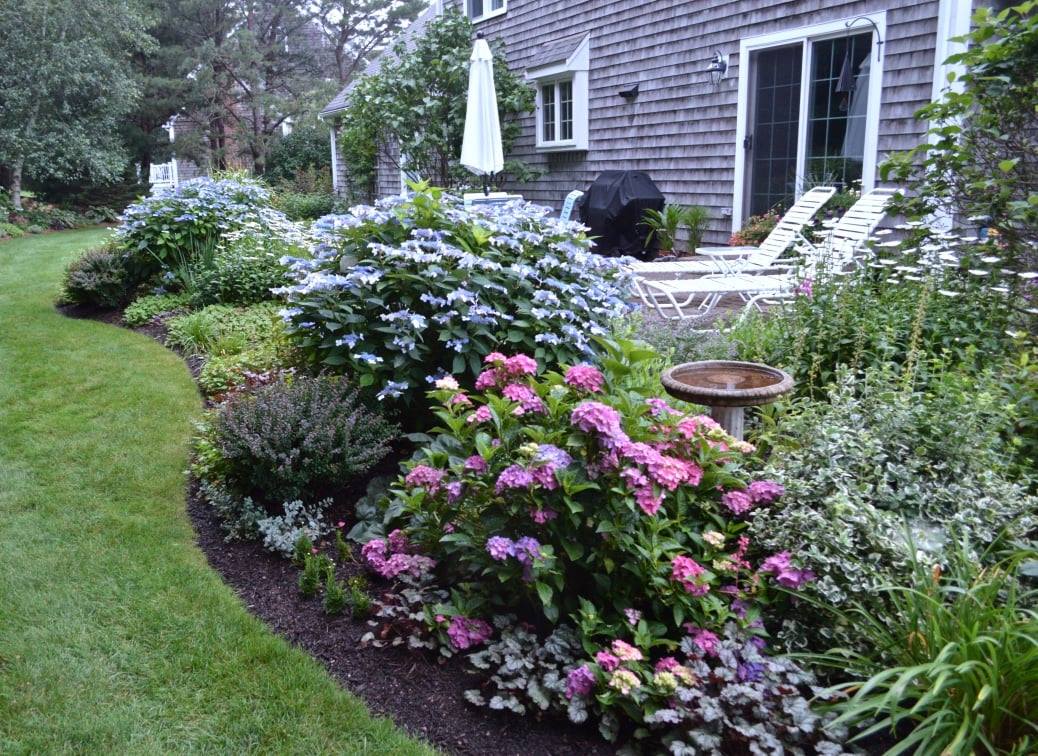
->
337;10;535;200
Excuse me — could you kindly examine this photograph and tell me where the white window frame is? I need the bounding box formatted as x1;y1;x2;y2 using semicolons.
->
528;33;590;152
731;12;886;231
467;0;506;24
329;127;339;193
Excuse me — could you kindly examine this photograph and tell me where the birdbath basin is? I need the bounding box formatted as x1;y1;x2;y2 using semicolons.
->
661;360;794;440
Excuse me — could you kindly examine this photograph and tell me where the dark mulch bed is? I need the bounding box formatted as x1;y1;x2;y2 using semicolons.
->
65;302;613;756
187;483;610;756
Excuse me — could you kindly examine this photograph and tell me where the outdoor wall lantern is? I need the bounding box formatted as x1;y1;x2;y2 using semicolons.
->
706;51;728;85
618;82;640;101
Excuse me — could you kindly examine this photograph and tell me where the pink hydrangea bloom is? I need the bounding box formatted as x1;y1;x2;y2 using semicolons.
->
502;383;546;415
649;455;700;491
645;397;677;417
611;639;643;661
446;481;463;503
474;369;499;390
405;465;445;493
687;627;721;657
434;376;459;390
564;364;605;393
620;466;649;489
729;535;752;571
722;489;755;515
379;552;436;579
748;480;785;505
635;486;663;516
759;551;816;589
495;464;534;494
466;405;493;424
464;455;488;474
447;616;492;650
531;465;560;490
671;555;710;596
503;354;538;376
655;656;681;673
449;392;472;406
595;650;620;672
676;415;722;439
361;538;387;570
484;352;507;364
486;536;515;561
387;529;410;553
565;664;596;699
624;608;642;626
530;507;558;524
571;401;629;448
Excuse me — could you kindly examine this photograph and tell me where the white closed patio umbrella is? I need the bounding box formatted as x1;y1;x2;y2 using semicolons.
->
460;33;504;195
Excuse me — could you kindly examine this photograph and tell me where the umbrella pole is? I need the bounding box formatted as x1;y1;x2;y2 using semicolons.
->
482;173;490;196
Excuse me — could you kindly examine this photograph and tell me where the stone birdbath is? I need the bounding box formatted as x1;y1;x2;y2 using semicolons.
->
661;360;794;440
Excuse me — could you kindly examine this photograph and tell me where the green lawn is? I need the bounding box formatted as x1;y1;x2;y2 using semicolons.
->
0;229;433;755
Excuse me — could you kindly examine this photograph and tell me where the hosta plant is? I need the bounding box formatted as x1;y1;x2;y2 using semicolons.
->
277;184;632;405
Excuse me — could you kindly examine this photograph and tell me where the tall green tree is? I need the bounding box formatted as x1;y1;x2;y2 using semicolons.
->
0;0;150;208
311;0;426;85
339;10;535;197
882;1;1038;260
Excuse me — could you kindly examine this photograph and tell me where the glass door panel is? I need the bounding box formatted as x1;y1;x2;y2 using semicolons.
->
747;45;803;216
805;32;872;189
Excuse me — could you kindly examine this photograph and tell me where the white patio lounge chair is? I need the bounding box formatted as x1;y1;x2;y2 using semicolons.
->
633;187;901;323
560;190;584;222
628;185;837;278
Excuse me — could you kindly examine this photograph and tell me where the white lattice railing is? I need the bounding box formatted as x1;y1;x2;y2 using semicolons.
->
149;161;177;192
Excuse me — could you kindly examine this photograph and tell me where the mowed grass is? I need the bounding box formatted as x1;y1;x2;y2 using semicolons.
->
0;229;433;755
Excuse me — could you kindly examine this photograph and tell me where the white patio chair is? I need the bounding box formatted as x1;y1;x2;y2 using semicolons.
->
628;186;837;278
560;190;584;222
633;187;901;323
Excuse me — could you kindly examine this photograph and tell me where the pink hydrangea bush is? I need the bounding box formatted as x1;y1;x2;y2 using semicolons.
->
375;339;806;641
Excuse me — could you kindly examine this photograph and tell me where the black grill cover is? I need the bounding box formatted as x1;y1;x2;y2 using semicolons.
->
578;170;665;260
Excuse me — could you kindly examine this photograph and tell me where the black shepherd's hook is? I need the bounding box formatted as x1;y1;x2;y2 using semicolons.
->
845;16;884;63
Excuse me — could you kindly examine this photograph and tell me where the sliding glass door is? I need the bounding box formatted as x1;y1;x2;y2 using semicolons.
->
744;31;873;217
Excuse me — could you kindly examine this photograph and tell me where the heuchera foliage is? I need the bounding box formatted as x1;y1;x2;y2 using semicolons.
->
277;185;632;405
373;339;805;643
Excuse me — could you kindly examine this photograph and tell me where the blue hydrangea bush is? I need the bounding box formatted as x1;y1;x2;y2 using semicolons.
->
117;176;298;279
276;184;632;403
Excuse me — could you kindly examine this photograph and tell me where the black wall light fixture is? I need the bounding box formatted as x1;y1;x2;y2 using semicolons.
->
706;51;728;85
618;82;640;101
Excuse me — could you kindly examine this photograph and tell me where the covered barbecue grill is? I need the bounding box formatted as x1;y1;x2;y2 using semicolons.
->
578;170;665;260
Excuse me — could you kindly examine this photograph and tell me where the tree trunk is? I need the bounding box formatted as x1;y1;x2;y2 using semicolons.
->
11;161;23;211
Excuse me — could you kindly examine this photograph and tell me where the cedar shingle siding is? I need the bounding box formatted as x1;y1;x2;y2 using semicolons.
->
331;0;973;244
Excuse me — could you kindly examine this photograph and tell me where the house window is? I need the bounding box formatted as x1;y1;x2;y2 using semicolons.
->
733;14;885;228
528;34;590;152
468;0;505;23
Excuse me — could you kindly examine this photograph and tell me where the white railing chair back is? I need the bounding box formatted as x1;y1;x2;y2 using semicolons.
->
631;188;902;325
629;185;835;277
149;161;176;193
560;190;584;222
739;185;837;269
822;187;902;269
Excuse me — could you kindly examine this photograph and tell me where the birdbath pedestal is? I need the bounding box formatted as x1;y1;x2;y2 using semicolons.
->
661;361;794;440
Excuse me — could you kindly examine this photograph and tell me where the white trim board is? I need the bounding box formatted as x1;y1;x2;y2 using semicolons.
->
731;12;887;232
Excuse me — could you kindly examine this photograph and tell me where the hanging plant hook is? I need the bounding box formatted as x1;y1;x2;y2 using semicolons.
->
845;16;884;62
